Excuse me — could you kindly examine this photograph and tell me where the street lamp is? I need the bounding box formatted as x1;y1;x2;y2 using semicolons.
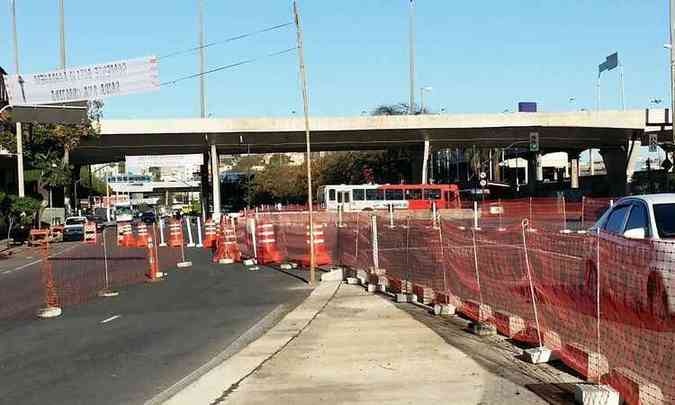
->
420;86;432;114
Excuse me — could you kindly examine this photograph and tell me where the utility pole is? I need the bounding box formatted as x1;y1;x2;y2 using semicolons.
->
408;0;416;115
10;0;25;197
293;1;316;286
198;0;206;119
59;0;72;212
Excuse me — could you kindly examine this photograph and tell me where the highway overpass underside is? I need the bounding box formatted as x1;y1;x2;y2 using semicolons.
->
69;111;663;209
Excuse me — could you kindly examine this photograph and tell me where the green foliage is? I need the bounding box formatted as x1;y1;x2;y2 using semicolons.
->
233;155;264;172
5;195;41;227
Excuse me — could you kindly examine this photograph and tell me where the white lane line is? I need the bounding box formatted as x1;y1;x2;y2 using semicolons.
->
100;315;121;324
0;244;80;276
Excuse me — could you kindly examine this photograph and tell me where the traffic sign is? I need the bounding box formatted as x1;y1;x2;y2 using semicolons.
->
662;158;673;172
529;132;539;152
479;172;487;180
479;179;488;188
649;133;658;153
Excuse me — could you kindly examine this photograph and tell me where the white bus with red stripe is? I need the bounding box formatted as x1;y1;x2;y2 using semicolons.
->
318;184;460;212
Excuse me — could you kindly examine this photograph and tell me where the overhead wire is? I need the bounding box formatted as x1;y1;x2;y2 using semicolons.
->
157;22;293;61
160;47;297;87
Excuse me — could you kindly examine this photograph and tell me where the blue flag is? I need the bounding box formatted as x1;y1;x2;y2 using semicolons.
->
599;52;619;74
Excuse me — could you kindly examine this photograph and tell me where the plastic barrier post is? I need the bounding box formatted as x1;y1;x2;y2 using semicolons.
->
371;214;379;271
196;217;204;248
473;201;481;230
389;203;395;229
177;218;193;269
185;217;195;247
158;218;167;247
98;228;119;297
36;240;62;319
432;201;439;229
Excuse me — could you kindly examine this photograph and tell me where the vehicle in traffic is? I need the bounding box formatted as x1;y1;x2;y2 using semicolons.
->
589;194;675;319
317;184;461;211
141;211;156;224
63;216;87;241
114;203;133;223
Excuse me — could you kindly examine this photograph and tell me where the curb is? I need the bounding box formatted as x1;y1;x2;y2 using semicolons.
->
152;280;342;405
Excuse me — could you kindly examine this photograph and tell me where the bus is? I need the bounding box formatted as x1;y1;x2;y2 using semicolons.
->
317;184;460;212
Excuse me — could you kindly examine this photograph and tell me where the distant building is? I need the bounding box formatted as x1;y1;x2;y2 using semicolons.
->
0;66;7;108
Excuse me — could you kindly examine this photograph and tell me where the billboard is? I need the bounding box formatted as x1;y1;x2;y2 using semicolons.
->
2;56;159;105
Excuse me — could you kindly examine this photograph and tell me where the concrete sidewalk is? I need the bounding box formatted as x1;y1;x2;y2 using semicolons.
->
166;282;553;405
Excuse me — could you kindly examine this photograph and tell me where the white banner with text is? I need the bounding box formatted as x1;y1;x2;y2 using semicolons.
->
3;56;159;105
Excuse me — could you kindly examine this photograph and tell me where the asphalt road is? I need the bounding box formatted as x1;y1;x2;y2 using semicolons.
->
0;248;312;405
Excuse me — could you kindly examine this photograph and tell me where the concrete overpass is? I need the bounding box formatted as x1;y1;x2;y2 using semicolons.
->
75;110;664;164
71;109;672;210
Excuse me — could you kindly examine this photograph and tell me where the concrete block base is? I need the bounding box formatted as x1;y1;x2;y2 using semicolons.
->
433;304;456;316
601;367;664;405
469;322;497;337
97;290;120;298
367;284;377;293
36;306;62;319
219;258;235;265
248;266;260;271
378;284;387;293
395;293;409;303
494;310;525;338
177;261;193;269
574;384;620;405
279;263;293;270
523;347;557;364
243;258;257;266
346;277;359;285
564;343;610;381
321;268;345;282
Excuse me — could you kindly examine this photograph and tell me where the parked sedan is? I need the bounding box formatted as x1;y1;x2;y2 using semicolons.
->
62;216;87;241
589;194;675;319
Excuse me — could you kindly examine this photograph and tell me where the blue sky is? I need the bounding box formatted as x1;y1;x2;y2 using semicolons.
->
1;1;672;119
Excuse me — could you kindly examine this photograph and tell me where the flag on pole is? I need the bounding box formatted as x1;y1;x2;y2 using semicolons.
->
598;52;619;74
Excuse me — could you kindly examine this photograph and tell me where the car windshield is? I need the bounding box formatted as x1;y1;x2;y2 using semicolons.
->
653;203;675;238
65;218;86;225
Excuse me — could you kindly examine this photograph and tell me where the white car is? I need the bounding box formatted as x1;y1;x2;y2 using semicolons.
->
63;216;87;242
590;194;675;319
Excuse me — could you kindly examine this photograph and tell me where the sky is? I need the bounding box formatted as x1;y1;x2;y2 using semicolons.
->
0;1;672;120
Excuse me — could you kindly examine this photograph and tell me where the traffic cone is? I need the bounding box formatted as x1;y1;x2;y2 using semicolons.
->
300;223;331;267
256;223;282;265
203;219;217;249
146;237;164;282
136;223;149;248
168;220;184;248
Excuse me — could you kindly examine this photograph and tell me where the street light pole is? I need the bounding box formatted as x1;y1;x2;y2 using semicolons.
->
10;0;24;198
408;0;416;115
59;0;66;69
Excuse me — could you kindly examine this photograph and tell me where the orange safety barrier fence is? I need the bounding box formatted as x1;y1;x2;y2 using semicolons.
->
0;225;182;321
237;197;674;404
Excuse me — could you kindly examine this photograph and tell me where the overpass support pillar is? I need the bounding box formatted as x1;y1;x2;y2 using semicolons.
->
201;152;210;218
527;153;538;196
411;144;428;184
570;157;579;189
210;143;221;221
600;147;631;197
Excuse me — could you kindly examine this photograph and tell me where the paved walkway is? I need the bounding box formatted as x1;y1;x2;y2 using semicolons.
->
171;282;555;405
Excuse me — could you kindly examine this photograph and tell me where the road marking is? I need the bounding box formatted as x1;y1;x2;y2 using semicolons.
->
100;315;121;324
0;244;80;276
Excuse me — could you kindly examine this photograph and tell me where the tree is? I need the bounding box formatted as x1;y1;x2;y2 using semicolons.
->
2;195;41;243
0;100;104;204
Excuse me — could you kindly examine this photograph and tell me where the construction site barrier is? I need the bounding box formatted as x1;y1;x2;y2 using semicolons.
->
0;225;181;321
238;198;674;404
